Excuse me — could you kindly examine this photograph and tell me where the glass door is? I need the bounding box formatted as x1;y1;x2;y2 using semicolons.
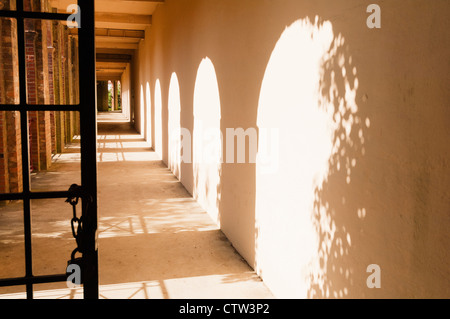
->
0;0;98;299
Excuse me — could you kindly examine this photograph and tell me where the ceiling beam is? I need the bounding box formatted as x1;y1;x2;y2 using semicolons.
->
96;36;141;44
96;48;136;56
95;12;152;30
96;69;126;74
97;71;123;76
96;62;128;69
95;28;145;39
97;75;122;82
95;42;139;50
96;53;133;63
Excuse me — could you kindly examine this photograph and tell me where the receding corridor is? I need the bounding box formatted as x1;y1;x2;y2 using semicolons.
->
1;0;449;300
0;113;273;299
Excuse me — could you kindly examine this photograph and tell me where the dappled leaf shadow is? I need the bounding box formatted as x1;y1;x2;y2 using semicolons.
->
308;31;369;298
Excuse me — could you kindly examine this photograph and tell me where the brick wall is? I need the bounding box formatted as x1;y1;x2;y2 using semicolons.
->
6;111;22;193
0;16;22;194
0;111;10;194
1;0;79;195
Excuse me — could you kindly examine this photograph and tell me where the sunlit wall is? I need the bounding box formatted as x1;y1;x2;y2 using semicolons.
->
192;58;222;225
168;72;181;179
134;0;450;299
145;82;152;147
120;64;131;121
154;79;163;159
255;17;367;298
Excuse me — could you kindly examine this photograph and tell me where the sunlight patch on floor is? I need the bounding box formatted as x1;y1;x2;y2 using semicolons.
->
0;272;271;299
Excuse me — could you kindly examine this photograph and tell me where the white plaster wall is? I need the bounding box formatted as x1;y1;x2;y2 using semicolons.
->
134;0;450;299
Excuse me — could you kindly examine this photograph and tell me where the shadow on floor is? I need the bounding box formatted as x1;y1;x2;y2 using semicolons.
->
0;121;273;299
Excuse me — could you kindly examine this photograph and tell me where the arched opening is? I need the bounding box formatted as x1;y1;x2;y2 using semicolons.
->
193;58;222;226
154;79;163;159
255;17;366;298
168;73;181;179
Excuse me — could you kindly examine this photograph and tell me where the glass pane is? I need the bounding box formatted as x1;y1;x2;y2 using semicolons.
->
0;200;25;296
0;0;17;11
0;17;19;105
29;110;81;192
31;198;74;277
23;0;76;14
0;111;23;194
25;19;79;105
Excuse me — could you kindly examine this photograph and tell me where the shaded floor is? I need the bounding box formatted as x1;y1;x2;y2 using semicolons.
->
0;112;273;299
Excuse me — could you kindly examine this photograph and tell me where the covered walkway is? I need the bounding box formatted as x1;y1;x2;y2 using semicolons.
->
0;113;272;299
1;0;449;300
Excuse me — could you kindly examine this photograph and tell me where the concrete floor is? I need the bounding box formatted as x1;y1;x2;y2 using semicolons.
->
0;112;273;299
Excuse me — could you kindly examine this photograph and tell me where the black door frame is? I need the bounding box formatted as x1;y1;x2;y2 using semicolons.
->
0;0;98;299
